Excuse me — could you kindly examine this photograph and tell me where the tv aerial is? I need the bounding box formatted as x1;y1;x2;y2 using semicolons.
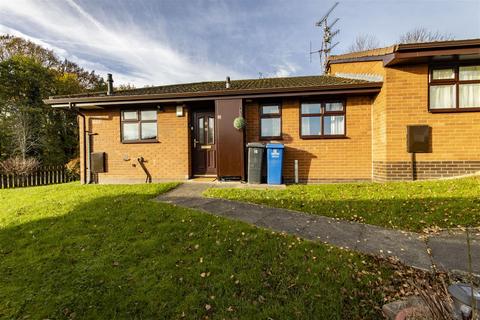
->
310;2;340;73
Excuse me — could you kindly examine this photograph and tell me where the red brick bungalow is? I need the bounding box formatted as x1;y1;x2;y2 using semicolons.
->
44;39;480;184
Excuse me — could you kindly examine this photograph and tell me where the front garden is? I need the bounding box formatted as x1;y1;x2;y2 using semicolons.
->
0;182;429;319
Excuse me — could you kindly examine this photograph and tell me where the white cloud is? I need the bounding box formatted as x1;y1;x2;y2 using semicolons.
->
0;0;244;86
273;62;298;78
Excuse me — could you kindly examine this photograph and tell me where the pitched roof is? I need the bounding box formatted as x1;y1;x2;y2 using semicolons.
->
328;46;396;62
50;75;374;100
328;39;480;65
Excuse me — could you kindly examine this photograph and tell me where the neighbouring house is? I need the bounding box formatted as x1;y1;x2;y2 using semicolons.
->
44;39;480;184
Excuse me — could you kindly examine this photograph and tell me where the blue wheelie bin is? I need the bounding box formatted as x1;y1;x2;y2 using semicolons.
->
266;143;284;185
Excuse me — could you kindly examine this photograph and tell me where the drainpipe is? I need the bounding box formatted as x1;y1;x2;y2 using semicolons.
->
69;102;90;184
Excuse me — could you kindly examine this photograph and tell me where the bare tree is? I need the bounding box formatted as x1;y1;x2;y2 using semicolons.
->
348;34;381;53
399;27;454;44
11;109;39;161
117;83;136;91
0;156;39;175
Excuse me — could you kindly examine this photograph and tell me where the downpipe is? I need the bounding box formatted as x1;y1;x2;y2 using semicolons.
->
69;103;90;184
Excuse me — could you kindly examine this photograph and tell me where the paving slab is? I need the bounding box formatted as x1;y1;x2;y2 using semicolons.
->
170;197;218;208
255;209;313;237
208;201;277;224
356;225;432;270
428;233;480;274
302;217;364;249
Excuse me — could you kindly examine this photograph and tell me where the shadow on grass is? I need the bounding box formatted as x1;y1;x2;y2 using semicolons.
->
0;191;394;320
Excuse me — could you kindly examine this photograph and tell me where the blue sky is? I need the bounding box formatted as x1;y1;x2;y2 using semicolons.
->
0;0;479;86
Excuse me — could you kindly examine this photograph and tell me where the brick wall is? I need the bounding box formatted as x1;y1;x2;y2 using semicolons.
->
373;161;480;181
330;60;480;181
380;63;480;180
330;61;387;164
245;96;373;183
79;106;190;183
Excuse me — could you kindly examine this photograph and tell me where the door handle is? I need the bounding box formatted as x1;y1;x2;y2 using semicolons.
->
194;139;199;148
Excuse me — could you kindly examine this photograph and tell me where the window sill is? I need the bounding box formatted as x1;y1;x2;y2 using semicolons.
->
300;135;348;140
121;139;159;144
429;107;480;113
260;136;283;141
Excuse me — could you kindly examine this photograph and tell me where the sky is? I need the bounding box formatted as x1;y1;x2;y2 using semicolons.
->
0;0;479;87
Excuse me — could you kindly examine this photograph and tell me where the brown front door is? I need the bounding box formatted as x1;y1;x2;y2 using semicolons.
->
192;111;216;176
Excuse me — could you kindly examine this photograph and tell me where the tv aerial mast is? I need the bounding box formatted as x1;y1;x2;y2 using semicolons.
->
310;2;340;73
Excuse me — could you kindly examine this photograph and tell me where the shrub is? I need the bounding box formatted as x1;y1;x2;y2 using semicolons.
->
65;157;80;180
0;157;40;175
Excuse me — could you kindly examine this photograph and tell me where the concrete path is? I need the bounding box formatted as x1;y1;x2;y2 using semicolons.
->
156;183;480;275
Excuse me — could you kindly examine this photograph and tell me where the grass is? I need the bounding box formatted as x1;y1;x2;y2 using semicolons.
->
0;182;413;319
204;177;480;232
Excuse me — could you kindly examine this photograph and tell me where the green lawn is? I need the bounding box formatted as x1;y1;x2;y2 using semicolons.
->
205;177;480;232
0;183;412;319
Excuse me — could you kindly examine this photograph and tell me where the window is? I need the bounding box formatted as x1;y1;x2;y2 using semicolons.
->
121;110;157;142
260;103;281;139
429;64;480;111
300;101;345;138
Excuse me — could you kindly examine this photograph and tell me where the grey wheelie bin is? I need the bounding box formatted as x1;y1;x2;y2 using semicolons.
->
246;143;265;184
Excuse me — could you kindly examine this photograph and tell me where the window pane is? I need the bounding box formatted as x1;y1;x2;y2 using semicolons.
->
301;103;321;114
261;118;281;137
123;111;137;120
432;68;455;80
301;116;321;136
141;122;157;140
198;117;204;143
323;116;345;135
207;117;214;144
459;66;480;81
325;102;343;112
262;105;280;114
459;84;480;108
141;110;156;120
430;85;456;109
122;123;139;141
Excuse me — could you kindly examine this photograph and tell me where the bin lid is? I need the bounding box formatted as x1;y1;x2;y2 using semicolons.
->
246;142;265;148
266;143;284;149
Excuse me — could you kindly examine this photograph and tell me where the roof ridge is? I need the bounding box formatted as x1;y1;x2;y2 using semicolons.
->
55;75;351;99
49;74;375;100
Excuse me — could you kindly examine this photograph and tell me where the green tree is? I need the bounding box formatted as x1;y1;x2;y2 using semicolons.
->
0;35;106;165
0;56;54;160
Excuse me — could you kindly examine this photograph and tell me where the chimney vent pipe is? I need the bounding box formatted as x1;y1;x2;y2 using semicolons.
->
226;76;231;89
107;73;114;95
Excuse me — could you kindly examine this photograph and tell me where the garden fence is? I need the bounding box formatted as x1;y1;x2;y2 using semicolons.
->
0;165;76;189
